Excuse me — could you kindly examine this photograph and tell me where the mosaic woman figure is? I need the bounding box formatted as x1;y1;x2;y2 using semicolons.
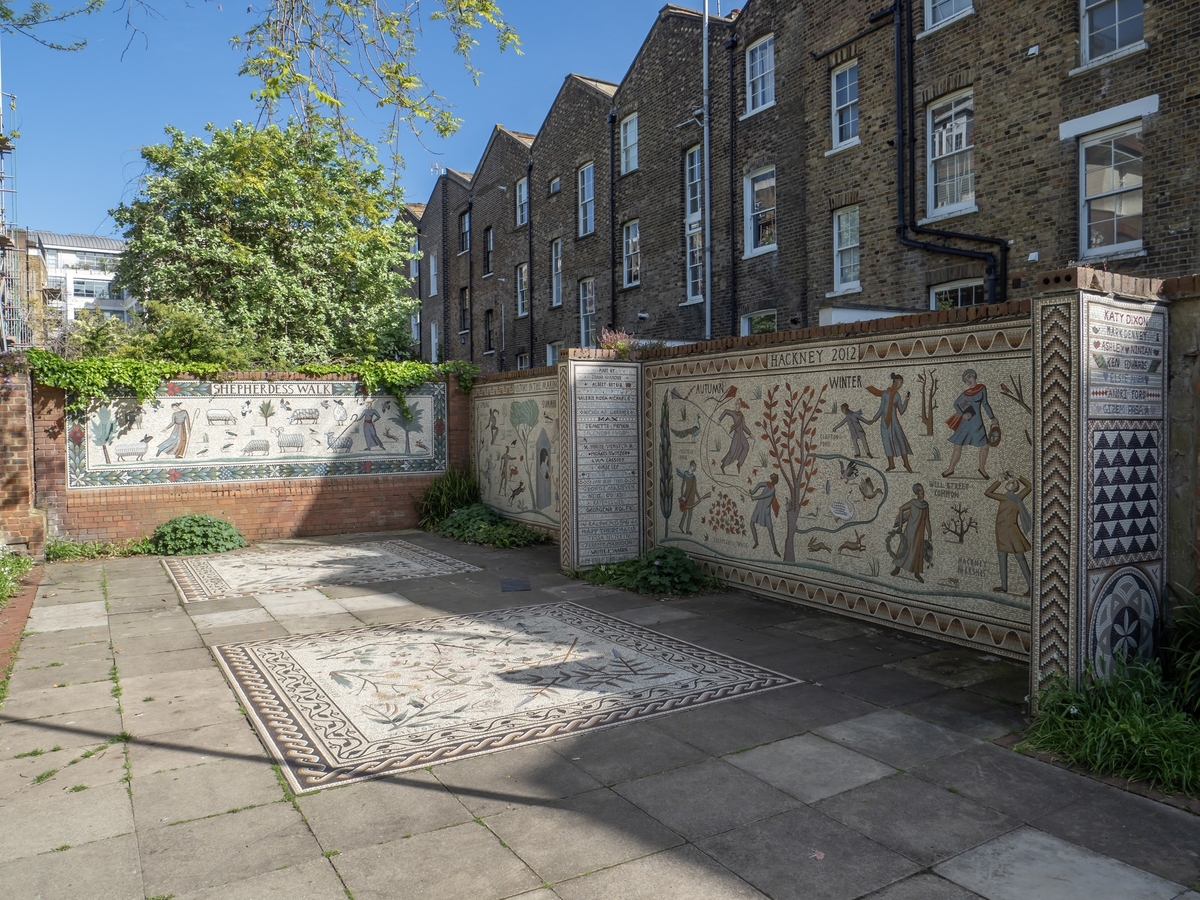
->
866;374;912;472
942;369;998;479
676;460;709;535
155;403;191;459
747;473;781;557
719;406;752;474
360;407;384;450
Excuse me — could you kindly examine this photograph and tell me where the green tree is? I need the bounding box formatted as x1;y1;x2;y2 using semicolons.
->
111;121;414;365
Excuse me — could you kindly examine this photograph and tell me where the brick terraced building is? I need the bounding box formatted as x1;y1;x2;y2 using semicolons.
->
413;0;1195;371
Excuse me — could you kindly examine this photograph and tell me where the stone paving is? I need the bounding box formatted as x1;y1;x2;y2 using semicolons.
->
0;531;1198;900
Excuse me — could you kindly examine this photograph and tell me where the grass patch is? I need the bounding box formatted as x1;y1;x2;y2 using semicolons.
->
143;696;155;702
14;748;48;758
416;468;480;530
33;769;59;784
47;661;63;667
435;504;550;549
44;538;153;562
51;844;71;852
0;550;34;607
1162;588;1200;718
1024;659;1200;798
582;546;721;596
67;784;89;793
323;849;341;858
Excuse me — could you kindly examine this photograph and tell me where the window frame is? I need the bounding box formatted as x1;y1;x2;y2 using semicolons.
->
833;205;861;293
1081;0;1145;65
740;309;778;337
831;60;860;150
930;279;987;309
410;310;421;342
458;209;471;253
579;278;597;348
482;227;494;275
550;239;563;307
484;308;495;352
1079;121;1144;258
549;176;561;194
429;253;438;296
925;0;973;31
430;321;440;363
516;177;529;226
745;35;776;116
685;145;704;303
578;164;595;236
743;165;778;258
516;353;531;371
927;90;976;217
409;238;420;278
458;286;471;333
623;220;641;288
620;113;639;174
546;341;564;366
516;262;530;317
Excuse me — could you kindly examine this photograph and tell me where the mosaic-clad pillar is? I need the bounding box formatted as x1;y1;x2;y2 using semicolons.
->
1031;274;1168;702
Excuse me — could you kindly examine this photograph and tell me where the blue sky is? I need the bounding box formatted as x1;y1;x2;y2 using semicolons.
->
4;0;713;237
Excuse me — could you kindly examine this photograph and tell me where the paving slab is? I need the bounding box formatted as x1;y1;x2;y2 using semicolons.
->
613;758;799;841
1032;783;1200;887
0;779;134;860
0;679;117;722
297;769;474;851
0;705;125;758
132;754;283;827
966;668;1030;705
0;832;143;900
650;693;802;755
486;786;683;883
11;637;112;667
820;633;937;666
277;612;365;634
725;733;897;803
553;844;767;900
8;655;114;691
775;618;878;642
911;742;1100;821
334;592;415;612
816;772;1019;865
113;646;216;678
25;600;109;633
111;629;206;654
254;589;346;616
815;710;979;769
549;719;707;785
122;682;245;736
862;872;986;899
888;648;1023;689
20;739;129;793
821;665;951;707
120;666;230;699
614;604;700;626
174;858;349;900
896;689;1027;740
139;802;319;897
934;826;1186;900
740;683;881;731
332;821;541;900
200;621;291;645
127;719;267;775
433;741;603;817
697;805;920;900
190;606;275;630
749;646;871;680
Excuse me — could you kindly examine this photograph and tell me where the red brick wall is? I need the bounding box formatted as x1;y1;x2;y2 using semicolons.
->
0;373;46;556
29;376;470;547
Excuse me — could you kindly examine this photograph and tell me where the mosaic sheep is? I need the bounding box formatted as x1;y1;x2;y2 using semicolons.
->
287;408;321;425
272;429;306;452
113;435;153;462
241;439;270;456
205;408;238;426
325;431;353;453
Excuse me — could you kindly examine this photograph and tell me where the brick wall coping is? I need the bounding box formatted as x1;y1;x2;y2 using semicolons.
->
474;365;558;385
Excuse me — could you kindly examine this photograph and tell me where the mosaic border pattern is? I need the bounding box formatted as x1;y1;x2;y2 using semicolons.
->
66;381;448;489
213;601;797;793
1086;421;1164;567
165;539;480;602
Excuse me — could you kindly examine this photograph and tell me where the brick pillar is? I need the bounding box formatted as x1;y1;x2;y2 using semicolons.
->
0;373;47;557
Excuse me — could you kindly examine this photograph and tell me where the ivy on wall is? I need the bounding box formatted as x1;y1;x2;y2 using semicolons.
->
23;349;480;413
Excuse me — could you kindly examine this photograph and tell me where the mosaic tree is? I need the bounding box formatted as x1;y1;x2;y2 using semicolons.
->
917;369;939;436
390;404;424;455
510;399;539;496
90;407;118;464
660;396;673;535
759;383;827;562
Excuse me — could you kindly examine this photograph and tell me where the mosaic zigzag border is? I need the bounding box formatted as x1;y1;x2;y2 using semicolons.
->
213;601;797;793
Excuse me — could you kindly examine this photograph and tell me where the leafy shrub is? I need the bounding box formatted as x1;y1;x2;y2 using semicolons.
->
597;327;666;360
150;515;247;556
417;469;481;530
1162;588;1200;718
583;546;720;596
45;538;154;562
436;504;550;548
1024;659;1200;797
0;551;34;606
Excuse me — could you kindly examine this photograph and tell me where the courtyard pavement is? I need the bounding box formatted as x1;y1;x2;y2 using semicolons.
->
1;531;1198;900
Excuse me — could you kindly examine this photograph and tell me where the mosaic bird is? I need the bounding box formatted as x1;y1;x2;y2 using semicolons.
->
225;430;238;437
858;476;883;500
221;443;235;451
196;449;209;456
671;423;701;438
838;459;860;482
240;400;252;417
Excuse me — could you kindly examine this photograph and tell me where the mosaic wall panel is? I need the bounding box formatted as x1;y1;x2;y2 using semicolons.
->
471;375;561;531
644;322;1034;658
67;380;447;488
1080;294;1168;680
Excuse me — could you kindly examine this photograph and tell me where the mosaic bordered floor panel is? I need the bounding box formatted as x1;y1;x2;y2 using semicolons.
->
165;540;480;601
213;602;797;793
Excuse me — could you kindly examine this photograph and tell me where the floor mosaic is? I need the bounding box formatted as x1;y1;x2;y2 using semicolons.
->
165;539;481;602
213;601;797;793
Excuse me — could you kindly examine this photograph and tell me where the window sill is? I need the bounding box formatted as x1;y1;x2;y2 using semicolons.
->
458;329;471;335
679;297;705;307
622;282;641;291
550;302;563;310
483;350;495;356
742;245;777;260
918;203;979;225
740;100;776;122
515;222;529;230
826;285;863;298
482;272;494;279
1069;41;1149;77
516;313;530;319
457;249;470;257
619;167;639;178
577;231;596;240
1077;246;1146;264
825;137;861;157
916;7;974;39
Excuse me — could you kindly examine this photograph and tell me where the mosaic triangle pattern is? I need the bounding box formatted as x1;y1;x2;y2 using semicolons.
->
1091;429;1159;560
213;601;796;793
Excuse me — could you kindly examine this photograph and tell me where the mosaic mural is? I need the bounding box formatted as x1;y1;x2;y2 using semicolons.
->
472;375;561;530
214;601;796;792
67;380;447;488
644;322;1035;657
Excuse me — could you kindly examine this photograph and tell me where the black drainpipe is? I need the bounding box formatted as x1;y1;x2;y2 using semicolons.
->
607;108;618;331
466;196;475;362
889;3;1003;305
726;33;739;335
526;158;535;365
440;176;450;361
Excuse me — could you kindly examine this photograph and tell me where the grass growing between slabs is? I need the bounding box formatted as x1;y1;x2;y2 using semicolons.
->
1024;659;1200;798
0;551;34;607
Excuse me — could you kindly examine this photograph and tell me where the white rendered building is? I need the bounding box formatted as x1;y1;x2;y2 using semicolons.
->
28;231;136;322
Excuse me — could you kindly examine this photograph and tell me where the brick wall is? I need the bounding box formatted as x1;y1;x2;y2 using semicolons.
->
27;375;469;548
0;374;47;556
